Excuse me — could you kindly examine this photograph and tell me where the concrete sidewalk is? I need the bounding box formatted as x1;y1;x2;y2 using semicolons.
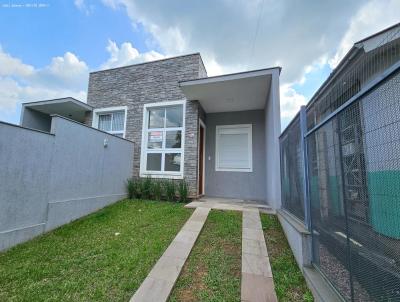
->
185;197;275;214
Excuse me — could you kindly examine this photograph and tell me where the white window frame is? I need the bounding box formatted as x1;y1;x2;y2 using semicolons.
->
140;100;186;179
92;106;128;138
215;124;253;172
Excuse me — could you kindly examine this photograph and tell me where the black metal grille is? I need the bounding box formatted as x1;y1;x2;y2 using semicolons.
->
307;28;400;130
307;71;400;301
280;27;400;301
280;116;305;220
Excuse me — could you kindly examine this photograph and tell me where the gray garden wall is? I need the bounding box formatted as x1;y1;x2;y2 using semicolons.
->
0;116;134;251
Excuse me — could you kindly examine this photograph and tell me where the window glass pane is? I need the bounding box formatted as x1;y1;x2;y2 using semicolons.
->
165;153;181;171
147;153;162;171
112;111;125;131
148;108;165;128
147;131;163;149
98;114;112;131
166;106;183;127
166;130;181;148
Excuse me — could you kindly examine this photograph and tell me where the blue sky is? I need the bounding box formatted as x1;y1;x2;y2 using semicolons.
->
0;0;399;129
0;1;151;67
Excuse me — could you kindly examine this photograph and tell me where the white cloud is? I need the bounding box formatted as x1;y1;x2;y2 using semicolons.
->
47;52;88;77
32;52;89;90
101;40;164;69
0;46;34;77
0;76;87;114
280;83;307;119
74;0;94;15
0;41;166;119
101;0;119;9
104;0;400;129
101;0;365;83
329;0;400;68
74;0;85;9
0;78;21;112
3;0;398;127
0;48;88;115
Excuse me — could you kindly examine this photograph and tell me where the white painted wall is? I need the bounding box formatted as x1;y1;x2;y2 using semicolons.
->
265;69;282;209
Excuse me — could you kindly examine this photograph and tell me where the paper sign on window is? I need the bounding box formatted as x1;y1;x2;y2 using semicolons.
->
149;131;163;142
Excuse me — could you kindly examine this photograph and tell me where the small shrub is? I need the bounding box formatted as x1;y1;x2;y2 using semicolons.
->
126;178;142;199
153;180;163;201
133;179;142;199
164;180;176;202
178;179;188;203
141;177;153;200
126;178;135;199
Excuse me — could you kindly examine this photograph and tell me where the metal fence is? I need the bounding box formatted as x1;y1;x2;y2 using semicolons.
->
307;25;400;130
308;69;400;301
280;28;400;301
280;114;305;220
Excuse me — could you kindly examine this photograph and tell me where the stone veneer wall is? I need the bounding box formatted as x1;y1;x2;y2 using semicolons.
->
86;53;207;197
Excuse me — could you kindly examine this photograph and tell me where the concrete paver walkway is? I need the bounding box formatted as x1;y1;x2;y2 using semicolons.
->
131;197;277;302
241;210;277;302
185;197;275;214
130;207;210;302
187;198;278;302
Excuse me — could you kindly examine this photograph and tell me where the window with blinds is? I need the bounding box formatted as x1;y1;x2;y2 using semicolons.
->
93;107;127;138
215;124;252;172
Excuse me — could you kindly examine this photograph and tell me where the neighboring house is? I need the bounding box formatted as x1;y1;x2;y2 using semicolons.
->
279;23;400;301
20;53;282;208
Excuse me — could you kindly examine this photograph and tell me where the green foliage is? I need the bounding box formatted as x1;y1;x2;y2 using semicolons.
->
177;179;188;203
126;177;187;203
126;178;141;199
152;180;163;201
126;179;135;199
141;177;153;200
164;180;176;202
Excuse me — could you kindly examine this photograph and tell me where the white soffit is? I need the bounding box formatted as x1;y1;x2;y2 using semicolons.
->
23;97;92;122
180;69;275;113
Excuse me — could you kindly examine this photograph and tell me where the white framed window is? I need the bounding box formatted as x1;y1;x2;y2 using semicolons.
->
215;124;253;172
92;106;128;138
140;100;186;178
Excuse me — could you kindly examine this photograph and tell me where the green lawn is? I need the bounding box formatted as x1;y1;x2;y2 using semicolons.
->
0;199;192;302
261;214;313;302
169;210;242;302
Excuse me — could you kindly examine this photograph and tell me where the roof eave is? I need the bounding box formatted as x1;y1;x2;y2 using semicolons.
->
22;97;93;111
179;66;281;87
